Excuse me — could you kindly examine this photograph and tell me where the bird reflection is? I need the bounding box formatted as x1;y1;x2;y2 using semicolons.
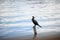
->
33;26;38;40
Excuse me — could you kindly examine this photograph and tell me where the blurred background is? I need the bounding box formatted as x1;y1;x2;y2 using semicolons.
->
0;0;60;39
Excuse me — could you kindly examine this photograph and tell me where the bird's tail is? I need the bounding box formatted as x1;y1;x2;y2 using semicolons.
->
38;24;42;28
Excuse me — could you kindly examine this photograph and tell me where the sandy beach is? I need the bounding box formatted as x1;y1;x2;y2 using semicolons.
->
1;31;60;40
1;26;60;40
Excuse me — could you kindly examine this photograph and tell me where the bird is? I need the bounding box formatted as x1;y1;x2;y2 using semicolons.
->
32;16;41;28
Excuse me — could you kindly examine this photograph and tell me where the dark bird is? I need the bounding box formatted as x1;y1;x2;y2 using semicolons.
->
32;16;41;27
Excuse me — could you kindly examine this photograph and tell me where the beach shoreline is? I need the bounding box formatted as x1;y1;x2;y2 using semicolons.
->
1;32;60;40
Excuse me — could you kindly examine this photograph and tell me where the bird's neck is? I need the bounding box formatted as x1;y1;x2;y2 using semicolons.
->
32;17;34;20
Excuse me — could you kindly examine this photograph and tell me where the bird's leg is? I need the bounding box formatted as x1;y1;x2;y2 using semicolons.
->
33;25;36;28
33;26;35;28
33;25;37;34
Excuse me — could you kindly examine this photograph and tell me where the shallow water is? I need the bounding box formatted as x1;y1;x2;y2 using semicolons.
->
0;0;60;39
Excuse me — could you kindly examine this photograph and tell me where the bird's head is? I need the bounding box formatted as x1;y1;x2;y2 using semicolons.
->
32;16;35;18
32;16;35;19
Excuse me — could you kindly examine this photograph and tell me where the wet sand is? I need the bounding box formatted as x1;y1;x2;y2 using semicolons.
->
1;32;60;40
1;26;60;40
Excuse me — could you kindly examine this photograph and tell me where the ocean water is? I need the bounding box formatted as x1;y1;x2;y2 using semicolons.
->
0;0;60;38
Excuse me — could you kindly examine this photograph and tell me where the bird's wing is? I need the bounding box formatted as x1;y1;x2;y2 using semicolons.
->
33;20;38;25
